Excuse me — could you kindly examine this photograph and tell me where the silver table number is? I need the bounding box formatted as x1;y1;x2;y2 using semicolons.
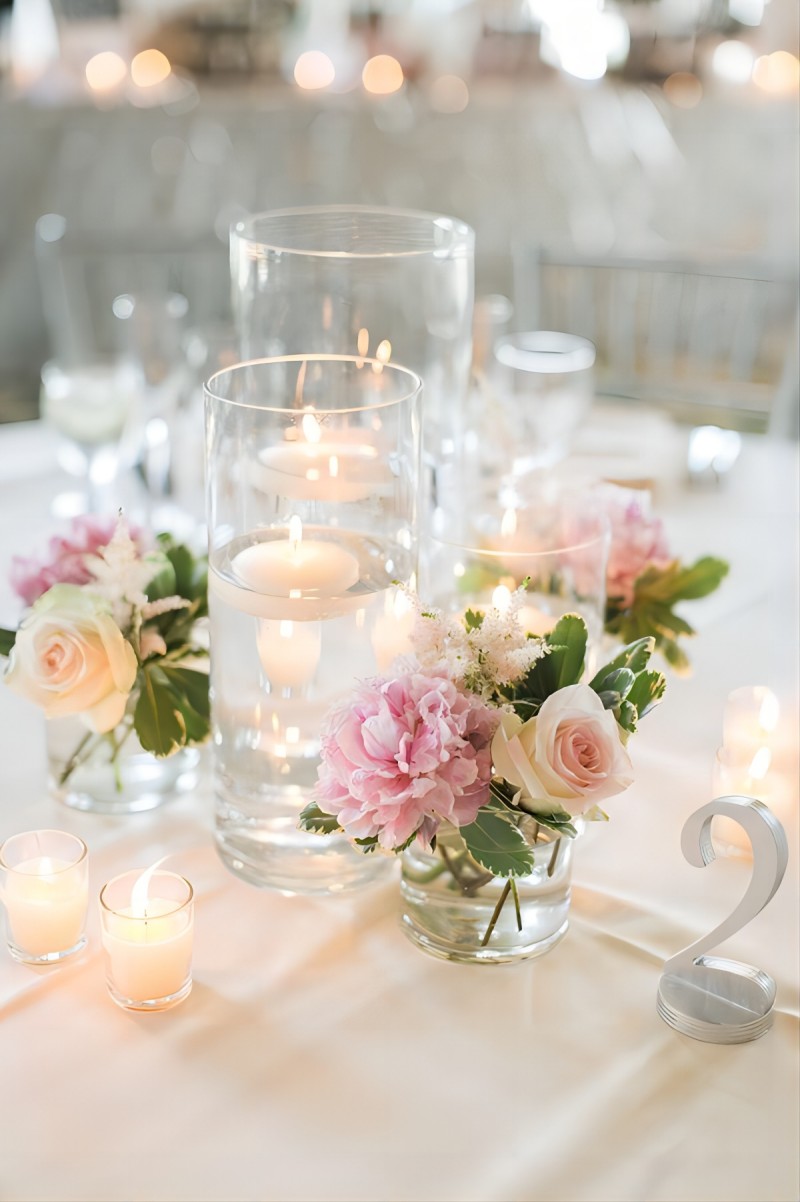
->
657;795;789;1044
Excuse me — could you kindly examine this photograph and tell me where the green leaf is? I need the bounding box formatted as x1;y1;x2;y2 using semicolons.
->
460;810;534;877
463;608;484;632
590;637;654;689
298;801;343;836
145;557;177;603
133;665;186;757
529;811;579;839
514;614;588;704
164;544;196;599
661;638;691;675
160;666;210;719
0;627;16;657
627;669;667;719
617;700;638;733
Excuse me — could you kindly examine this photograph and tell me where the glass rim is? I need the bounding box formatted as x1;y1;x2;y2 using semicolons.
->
495;331;596;374
205;353;422;415
232;204;475;259
99;869;194;920
0;829;88;874
430;529;610;558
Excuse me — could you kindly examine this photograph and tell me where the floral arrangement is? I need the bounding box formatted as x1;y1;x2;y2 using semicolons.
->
0;515;210;786
600;486;728;673
299;589;665;940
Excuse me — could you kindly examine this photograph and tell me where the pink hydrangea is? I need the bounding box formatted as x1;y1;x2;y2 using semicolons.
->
315;669;499;851
10;516;140;607
603;488;672;608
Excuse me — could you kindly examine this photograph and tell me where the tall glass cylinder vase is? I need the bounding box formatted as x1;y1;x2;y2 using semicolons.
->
205;355;421;894
231;207;474;505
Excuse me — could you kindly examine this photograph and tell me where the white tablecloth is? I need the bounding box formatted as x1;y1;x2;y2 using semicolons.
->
0;422;797;1202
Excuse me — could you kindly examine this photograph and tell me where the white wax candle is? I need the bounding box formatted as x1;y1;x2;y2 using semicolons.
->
255;442;389;503
722;687;780;755
102;900;193;1003
3;856;88;957
257;618;322;689
371;589;415;672
517;603;557;637
232;522;360;598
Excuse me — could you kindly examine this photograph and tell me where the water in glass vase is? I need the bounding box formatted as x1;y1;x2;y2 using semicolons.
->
209;528;413;895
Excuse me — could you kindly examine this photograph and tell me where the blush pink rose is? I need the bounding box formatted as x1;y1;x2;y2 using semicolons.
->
601;487;671;608
491;683;634;817
315;669;499;850
10;516;142;607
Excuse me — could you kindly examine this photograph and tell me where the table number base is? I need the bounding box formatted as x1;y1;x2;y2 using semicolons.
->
657;955;776;1044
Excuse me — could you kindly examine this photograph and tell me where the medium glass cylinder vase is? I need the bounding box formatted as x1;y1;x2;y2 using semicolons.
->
205;354;422;894
231;206;474;503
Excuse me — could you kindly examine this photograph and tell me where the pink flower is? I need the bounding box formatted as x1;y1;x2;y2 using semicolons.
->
491;683;634;818
9;516;141;607
315;669;499;851
601;487;671;608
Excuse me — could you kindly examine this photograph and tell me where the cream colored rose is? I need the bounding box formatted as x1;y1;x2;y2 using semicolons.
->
5;585;138;732
491;683;634;817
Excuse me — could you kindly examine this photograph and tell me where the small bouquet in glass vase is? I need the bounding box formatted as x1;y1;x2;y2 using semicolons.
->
299;589;666;964
601;485;728;673
0;516;210;814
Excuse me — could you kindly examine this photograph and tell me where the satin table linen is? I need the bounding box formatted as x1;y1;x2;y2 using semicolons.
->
0;421;797;1202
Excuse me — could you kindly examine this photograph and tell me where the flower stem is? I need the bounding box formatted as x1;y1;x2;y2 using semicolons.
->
57;730;95;787
480;879;512;947
511;877;522;931
547;838;562;878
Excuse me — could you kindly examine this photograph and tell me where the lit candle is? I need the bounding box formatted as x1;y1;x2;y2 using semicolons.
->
0;831;88;964
712;745;775;856
491;585;556;636
233;517;360;597
371;588;415;672
723;687;780;755
257;618;322;689
100;866;193;1011
255;442;389;503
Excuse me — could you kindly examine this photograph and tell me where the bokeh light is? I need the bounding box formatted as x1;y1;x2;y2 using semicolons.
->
85;51;127;92
293;51;335;91
362;55;404;96
711;41;755;84
663;72;704;108
752;51;800;94
430;75;469;113
131;49;171;88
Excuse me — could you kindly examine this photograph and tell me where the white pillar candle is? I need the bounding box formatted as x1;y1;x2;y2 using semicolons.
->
100;868;193;1009
0;831;88;963
232;517;360;598
257;618;322;689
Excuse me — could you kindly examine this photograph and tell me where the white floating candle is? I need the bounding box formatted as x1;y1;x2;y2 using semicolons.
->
233;517;360;598
255;441;389;503
257;618;322;689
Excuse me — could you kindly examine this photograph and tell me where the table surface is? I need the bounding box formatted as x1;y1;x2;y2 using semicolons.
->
0;421;798;1202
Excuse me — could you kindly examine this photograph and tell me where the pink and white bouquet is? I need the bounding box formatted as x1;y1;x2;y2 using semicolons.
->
300;589;666;916
0;515;209;786
600;485;728;673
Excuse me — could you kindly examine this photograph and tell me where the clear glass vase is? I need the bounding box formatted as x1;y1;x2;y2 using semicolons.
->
47;716;200;815
400;820;578;965
205;354;422;894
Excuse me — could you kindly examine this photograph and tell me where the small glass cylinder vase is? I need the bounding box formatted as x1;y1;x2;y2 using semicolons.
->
493;332;596;475
46;715;201;815
423;490;610;656
205;354;422;894
231;206;474;503
1;830;89;965
400;821;577;965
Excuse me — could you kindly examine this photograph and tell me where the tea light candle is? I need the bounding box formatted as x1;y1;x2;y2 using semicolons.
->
0;830;88;964
723;687;780;755
233;517;360;598
257;618;322;689
100;867;193;1011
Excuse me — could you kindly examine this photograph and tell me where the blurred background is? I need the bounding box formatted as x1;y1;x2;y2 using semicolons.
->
0;0;797;437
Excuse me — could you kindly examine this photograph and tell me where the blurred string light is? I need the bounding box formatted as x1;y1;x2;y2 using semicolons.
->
712;40;755;83
752;51;800;93
663;72;703;108
85;50;127;92
536;0;629;82
362;55;404;96
294;50;335;90
430;74;469;113
131;49;171;88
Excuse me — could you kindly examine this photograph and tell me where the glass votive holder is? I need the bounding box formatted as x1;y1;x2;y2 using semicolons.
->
424;489;610;651
493;331;596;473
722;687;780;755
99;869;193;1012
0;830;88;965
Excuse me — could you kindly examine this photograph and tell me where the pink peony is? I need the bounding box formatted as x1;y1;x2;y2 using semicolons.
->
10;516;140;607
315;669;499;851
602;487;672;608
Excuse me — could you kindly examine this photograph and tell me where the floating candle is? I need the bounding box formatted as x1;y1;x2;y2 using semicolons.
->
232;517;360;598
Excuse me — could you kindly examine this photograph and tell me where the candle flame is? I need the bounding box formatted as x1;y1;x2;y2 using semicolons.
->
279;620;294;639
501;508;517;538
302;411;322;444
288;515;303;551
131;856;169;918
748;746;772;781
758;691;780;735
492;585;512;614
328;454;339;478
357;328;369;358
376;339;392;364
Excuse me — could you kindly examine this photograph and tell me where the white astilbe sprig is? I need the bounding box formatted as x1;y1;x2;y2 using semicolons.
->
86;515;165;628
141;596;190;621
407;585;548;699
